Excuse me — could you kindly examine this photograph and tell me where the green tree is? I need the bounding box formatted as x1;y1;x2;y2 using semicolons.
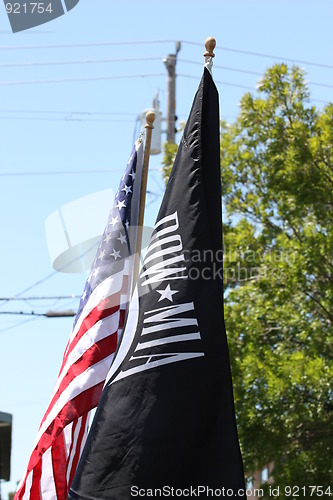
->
163;64;333;494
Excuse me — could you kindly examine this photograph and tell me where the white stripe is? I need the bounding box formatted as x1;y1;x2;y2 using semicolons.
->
104;284;139;386
33;354;115;449
63;421;73;457
66;417;82;485
66;270;124;351
40;447;57;500
21;469;33;500
66;268;126;353
51;312;120;398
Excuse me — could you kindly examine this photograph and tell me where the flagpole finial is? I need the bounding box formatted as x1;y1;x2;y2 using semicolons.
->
204;37;216;59
145;110;155;130
204;37;216;73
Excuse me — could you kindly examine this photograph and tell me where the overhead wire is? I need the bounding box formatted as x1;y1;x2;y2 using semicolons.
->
0;167;162;176
0;43;331;96
0;56;163;68
0;39;331;322
1;116;136;123
0;40;176;50
0;69;329;101
0;295;80;301
0;73;166;86
0;109;137;116
0;38;332;71
0;109;138;123
182;40;333;70
0;116;135;123
0;317;40;334
0;39;331;77
179;59;333;90
0;311;55;316
178;74;330;104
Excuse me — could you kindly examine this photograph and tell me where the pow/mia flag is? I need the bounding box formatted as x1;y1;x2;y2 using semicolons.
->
68;68;246;499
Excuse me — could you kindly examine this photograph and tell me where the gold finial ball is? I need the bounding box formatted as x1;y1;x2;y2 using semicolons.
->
204;37;216;58
145;110;155;129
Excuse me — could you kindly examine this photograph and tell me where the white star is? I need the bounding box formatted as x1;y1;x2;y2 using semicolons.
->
116;200;126;210
117;233;127;244
87;274;92;283
156;284;179;302
98;249;105;260
129;170;136;180
125;221;130;229
104;233;112;243
109;216;119;227
121;184;132;195
93;267;100;277
82;290;87;300
110;249;121;260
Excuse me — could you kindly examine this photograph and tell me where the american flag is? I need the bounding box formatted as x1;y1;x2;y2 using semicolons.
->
15;138;144;500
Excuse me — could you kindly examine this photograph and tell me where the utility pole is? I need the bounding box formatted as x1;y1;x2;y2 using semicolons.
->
163;41;181;143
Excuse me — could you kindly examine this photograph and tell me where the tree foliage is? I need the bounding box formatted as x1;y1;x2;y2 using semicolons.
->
163;64;333;493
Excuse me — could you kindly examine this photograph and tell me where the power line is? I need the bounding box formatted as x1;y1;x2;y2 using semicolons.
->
0;317;38;334
0;310;76;317
0;295;80;301
178;73;253;91
0;167;162;176
0;109;138;123
0;109;137;116
0;56;163;68
180;59;333;90
180;58;262;76
1;38;331;70
178;74;330;104
0;174;162;310
0;40;176;50
182;40;333;70
0;73;165;86
0;116;135;123
2;54;333;90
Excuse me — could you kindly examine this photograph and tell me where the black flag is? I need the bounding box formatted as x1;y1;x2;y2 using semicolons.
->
68;68;246;499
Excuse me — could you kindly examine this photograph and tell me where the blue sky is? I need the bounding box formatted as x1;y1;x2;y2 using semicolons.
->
1;0;333;497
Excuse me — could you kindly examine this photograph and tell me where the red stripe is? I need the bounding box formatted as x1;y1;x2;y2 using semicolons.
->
66;418;78;485
61;293;121;370
58;275;128;384
16;383;104;500
30;463;41;500
39;333;118;432
16;273;130;499
51;432;68;499
22;380;105;485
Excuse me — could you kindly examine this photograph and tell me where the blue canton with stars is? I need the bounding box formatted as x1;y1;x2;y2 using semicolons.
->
73;142;141;327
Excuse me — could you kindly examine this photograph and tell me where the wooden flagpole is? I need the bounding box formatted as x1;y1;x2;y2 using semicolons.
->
131;110;155;295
